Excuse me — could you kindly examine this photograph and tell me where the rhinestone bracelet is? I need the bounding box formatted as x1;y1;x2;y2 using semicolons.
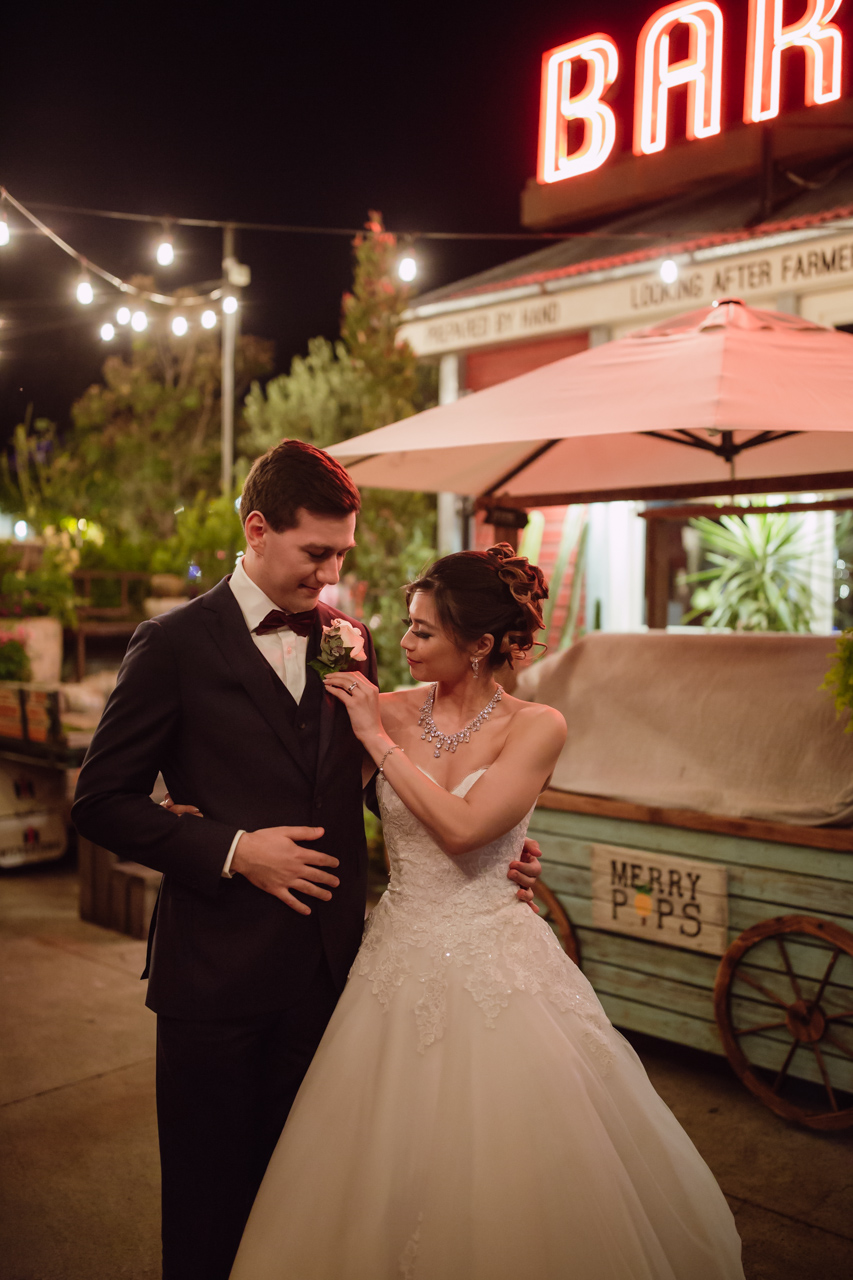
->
378;744;404;775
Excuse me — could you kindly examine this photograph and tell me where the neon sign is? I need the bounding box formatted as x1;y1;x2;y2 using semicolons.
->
744;0;843;123
634;2;723;155
538;0;846;185
538;35;619;183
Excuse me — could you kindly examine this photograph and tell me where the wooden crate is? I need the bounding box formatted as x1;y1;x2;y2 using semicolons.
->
78;836;161;940
530;793;853;1095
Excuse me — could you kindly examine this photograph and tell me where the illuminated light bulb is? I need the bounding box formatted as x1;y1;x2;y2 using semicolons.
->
14;520;28;540
76;276;94;305
0;217;9;247
100;323;116;341
201;309;217;329
222;295;239;315
660;259;679;284
156;237;175;266
398;254;418;283
171;314;189;337
131;310;148;332
116;306;131;325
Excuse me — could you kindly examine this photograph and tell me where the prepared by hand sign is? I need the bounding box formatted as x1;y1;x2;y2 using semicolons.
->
590;844;729;955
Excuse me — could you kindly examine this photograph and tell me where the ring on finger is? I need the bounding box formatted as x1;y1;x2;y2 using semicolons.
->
347;682;357;693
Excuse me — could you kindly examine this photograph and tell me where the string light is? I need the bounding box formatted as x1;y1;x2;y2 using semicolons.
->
156;232;175;266
397;254;418;282
201;309;217;329
170;314;188;337
131;310;148;332
100;322;116;341
0;187;225;309
660;259;679;284
25;194;700;243
222;295;239;314
116;306;131;325
76;274;94;305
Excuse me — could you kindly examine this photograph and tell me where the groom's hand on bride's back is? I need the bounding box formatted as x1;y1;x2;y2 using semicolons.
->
230;828;340;916
509;837;543;913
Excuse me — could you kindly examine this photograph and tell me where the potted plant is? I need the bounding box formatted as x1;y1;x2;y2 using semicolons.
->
682;511;815;633
0;537;80;683
0;630;32;682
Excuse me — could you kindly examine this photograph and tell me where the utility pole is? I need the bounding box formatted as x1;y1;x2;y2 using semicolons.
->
220;225;250;495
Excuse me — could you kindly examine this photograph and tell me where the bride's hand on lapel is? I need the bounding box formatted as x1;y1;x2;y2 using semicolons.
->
323;672;384;748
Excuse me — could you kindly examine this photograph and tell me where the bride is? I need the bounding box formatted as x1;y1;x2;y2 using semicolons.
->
229;544;744;1280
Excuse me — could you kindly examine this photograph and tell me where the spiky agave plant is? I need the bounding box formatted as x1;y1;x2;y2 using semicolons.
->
683;511;815;633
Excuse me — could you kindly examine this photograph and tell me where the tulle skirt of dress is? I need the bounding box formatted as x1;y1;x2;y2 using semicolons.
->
230;944;744;1280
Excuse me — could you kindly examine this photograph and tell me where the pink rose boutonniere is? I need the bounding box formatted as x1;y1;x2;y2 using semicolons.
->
308;618;367;678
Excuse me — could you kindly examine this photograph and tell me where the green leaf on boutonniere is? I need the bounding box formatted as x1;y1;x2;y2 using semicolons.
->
308;618;368;678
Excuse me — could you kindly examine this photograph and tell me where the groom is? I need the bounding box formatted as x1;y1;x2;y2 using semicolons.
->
72;439;542;1280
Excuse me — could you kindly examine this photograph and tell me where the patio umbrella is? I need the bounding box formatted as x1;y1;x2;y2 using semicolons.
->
326;299;853;506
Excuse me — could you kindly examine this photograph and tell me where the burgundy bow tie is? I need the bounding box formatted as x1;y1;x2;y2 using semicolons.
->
255;608;318;638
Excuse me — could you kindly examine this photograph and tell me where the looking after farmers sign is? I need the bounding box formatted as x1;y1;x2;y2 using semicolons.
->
590;844;728;955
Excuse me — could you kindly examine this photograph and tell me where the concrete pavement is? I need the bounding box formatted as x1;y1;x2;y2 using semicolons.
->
1;858;851;1279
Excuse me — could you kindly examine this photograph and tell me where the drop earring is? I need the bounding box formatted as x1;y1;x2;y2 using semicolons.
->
471;656;480;678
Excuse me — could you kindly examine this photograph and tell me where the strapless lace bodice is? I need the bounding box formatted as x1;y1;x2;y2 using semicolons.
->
353;769;614;1062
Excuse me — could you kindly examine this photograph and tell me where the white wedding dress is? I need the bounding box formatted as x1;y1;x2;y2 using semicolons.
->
230;769;744;1280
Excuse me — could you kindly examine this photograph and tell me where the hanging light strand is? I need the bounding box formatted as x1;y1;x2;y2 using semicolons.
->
20;194;707;243
0;187;224;307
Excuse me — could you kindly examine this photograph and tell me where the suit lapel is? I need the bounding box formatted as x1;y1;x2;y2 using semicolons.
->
201;579;313;784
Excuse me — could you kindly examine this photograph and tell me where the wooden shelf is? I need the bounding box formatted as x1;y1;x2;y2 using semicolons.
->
537;789;853;854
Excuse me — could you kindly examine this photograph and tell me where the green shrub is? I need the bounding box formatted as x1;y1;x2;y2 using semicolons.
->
821;631;853;731
0;635;32;682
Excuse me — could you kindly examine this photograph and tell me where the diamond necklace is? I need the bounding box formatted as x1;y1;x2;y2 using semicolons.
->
418;682;503;759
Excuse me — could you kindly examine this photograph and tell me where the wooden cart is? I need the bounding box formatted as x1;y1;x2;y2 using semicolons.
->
531;790;853;1130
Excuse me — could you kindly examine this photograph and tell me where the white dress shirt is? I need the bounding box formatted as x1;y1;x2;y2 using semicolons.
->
220;556;311;877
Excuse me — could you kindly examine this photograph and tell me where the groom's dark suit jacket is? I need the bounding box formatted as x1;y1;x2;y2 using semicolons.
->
72;579;376;1021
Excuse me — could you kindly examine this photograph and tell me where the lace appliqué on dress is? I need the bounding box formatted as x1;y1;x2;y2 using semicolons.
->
354;775;614;1070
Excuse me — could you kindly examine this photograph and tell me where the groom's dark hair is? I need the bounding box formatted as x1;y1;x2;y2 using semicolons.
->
240;439;361;531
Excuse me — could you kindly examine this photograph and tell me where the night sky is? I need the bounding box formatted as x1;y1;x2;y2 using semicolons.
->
0;1;758;437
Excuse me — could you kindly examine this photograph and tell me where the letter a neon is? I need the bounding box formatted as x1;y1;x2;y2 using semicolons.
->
633;2;724;156
744;0;843;123
538;35;619;184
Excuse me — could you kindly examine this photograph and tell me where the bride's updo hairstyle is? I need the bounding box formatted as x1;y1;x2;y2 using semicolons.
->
406;543;548;669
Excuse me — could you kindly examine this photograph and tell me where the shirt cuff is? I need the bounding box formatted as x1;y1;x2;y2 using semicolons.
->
222;830;246;879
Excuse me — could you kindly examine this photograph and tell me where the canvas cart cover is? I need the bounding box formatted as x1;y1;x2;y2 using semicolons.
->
515;632;853;827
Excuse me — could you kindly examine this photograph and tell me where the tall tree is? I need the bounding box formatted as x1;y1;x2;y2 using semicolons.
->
244;215;437;690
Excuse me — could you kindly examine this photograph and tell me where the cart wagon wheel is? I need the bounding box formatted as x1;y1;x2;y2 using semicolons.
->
714;915;853;1130
533;878;581;967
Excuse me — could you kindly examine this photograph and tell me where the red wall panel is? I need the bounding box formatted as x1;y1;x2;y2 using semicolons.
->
465;331;589;392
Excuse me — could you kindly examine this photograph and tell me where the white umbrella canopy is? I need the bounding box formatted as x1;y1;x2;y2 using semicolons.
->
326;299;853;505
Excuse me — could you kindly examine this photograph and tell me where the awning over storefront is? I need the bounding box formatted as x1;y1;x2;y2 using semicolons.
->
327;299;853;506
